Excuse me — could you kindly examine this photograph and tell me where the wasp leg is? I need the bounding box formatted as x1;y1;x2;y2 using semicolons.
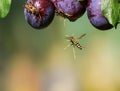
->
64;44;71;50
72;47;76;60
64;19;67;27
65;35;69;37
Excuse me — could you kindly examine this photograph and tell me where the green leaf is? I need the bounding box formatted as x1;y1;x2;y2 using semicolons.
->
0;0;12;18
101;0;119;27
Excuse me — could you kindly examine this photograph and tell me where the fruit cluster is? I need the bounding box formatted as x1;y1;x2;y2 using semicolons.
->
24;0;119;30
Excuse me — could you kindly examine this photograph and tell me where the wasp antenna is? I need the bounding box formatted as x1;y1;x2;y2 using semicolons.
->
66;40;70;41
23;1;27;7
65;36;73;41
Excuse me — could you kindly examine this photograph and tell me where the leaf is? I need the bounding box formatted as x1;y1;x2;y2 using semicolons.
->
101;0;119;27
0;0;12;18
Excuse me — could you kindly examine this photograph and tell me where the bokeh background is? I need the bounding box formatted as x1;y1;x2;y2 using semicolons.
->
0;0;120;91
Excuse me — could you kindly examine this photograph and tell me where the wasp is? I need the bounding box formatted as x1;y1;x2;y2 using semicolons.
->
64;34;86;59
25;1;40;17
65;34;86;50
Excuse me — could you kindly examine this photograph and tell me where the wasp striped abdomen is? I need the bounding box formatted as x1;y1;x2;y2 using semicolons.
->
76;43;82;50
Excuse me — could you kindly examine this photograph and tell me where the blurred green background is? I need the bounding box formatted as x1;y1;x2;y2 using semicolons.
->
0;0;120;91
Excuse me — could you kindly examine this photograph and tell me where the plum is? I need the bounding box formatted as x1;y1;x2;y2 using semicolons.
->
87;0;113;30
24;0;55;29
52;0;87;21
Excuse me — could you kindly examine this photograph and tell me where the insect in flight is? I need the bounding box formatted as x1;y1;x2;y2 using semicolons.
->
64;34;86;59
65;34;86;50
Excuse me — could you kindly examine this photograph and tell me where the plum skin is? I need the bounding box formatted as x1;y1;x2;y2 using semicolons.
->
87;0;113;30
24;0;55;29
52;0;86;21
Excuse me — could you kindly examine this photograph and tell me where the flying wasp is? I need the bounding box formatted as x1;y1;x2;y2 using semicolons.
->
65;34;86;50
64;34;86;59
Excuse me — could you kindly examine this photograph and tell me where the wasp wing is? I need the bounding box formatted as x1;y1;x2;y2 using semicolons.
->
65;36;73;40
77;34;86;40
